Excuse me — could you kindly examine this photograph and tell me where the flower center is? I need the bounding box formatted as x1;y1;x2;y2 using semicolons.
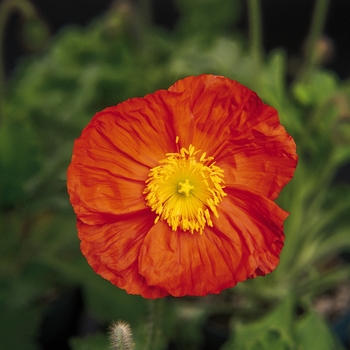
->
178;179;194;196
143;140;227;234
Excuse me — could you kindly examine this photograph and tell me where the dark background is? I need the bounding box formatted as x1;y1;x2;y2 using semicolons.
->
4;0;350;79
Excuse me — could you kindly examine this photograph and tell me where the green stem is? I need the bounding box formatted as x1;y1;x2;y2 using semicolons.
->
0;0;37;127
144;299;165;350
126;0;151;51
299;0;330;81
139;0;152;32
247;0;263;69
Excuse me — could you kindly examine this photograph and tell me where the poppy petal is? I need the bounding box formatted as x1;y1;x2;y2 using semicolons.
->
77;211;168;298
219;186;287;276
138;187;286;297
169;74;297;199
218;123;297;200
138;220;243;297
67;89;193;225
169;74;245;156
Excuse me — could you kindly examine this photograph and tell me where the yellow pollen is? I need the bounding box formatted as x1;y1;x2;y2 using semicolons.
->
143;140;227;234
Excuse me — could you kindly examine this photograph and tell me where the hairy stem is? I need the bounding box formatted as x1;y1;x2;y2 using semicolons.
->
300;0;330;81
144;299;165;350
247;0;263;69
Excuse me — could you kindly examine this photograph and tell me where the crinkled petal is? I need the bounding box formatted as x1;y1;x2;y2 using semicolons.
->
138;187;286;297
77;211;168;299
220;186;287;277
138;220;244;297
169;74;242;154
218;123;297;200
67;89;191;225
169;74;297;199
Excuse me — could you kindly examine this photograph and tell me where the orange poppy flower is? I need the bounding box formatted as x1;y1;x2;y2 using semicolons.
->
67;74;297;299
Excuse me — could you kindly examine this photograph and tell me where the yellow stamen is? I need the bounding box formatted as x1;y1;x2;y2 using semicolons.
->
143;139;227;234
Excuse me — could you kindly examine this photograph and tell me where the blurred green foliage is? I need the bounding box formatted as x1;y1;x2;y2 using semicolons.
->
1;0;350;349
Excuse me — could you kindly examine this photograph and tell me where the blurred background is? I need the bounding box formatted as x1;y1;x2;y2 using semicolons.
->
1;0;350;349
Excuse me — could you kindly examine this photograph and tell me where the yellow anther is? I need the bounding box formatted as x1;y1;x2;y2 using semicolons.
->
143;142;226;234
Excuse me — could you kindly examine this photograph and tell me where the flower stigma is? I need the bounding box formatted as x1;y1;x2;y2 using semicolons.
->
143;138;227;234
178;179;194;196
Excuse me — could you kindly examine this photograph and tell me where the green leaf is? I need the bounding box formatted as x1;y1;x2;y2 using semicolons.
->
258;50;302;135
176;0;242;37
259;50;287;109
0;114;40;208
292;70;338;106
296;310;345;350
221;297;296;350
222;298;345;350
